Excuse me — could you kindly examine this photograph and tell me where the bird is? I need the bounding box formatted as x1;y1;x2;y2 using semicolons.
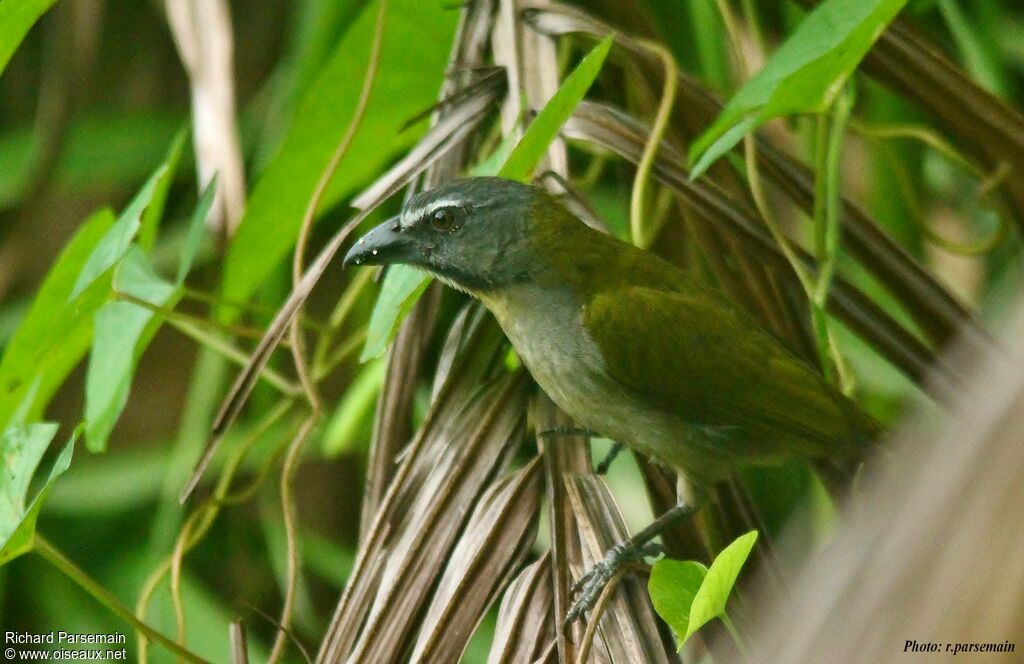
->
343;176;878;626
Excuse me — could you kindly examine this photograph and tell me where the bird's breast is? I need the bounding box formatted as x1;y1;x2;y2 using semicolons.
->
481;285;691;468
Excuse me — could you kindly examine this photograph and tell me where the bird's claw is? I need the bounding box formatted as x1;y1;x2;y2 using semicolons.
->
538;425;599;440
563;540;663;631
594;442;624;475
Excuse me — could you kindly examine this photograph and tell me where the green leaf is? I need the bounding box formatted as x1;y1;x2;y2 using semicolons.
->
359;36;614;361
648;559;708;646
648;530;758;649
360;265;431;362
0;0;59;77
0;426;75;565
498;35;614;183
138;125;189;251
321;359;386;456
177;174;218;284
221;0;458;321
0;209;115;430
69;164;169;300
84;248;177;452
0;422;58;537
685;530;758;641
689;0;908;178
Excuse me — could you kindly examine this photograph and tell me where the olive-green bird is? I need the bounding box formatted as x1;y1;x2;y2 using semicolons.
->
344;176;877;624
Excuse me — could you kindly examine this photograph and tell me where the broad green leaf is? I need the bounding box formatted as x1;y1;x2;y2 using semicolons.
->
0;209;115;430
359;36;614;360
321;359;385;456
685;530;758;641
648;531;758;649
69;164;169;299
689;0;908;178
0;0;59;78
648;559;708;646
138;125;189;251
498;35;614;183
85;248;177;451
0;423;58;537
177;174;218;284
252;0;366;170
0;427;75;565
221;0;458;321
360;265;431;362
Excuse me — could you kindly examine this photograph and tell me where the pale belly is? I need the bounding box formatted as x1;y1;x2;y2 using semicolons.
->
482;287;708;477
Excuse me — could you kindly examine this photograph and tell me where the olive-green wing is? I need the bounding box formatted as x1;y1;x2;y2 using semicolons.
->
582;286;875;460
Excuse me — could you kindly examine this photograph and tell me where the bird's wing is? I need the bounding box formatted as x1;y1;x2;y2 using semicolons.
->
582;286;875;460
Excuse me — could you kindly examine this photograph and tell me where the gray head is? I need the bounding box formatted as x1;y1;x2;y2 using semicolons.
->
343;177;545;292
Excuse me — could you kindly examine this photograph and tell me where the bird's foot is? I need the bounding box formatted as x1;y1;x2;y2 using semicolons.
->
594;442;624;475
564;540;663;630
537;425;599;440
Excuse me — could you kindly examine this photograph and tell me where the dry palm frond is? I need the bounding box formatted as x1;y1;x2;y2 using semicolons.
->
565;475;679;664
359;285;441;539
488;553;556;664
361;0;502;534
533;396;592;663
410;457;543;663
165;0;246;234
744;304;1024;664
317;312;528;662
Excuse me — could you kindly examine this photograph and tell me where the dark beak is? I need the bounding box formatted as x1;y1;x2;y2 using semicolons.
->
343;216;417;268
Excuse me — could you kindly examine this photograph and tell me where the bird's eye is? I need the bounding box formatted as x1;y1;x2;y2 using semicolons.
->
429;206;464;233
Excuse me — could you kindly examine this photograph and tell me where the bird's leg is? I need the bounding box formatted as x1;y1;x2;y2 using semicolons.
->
594;442;625;475
536;427;624;474
565;502;698;630
537;425;600;440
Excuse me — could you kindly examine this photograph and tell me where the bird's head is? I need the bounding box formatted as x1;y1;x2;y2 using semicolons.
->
343;177;558;293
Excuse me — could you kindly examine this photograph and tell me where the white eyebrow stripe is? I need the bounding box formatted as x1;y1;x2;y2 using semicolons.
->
401;196;467;227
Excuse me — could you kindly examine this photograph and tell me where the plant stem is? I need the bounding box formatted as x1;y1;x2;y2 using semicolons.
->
34;535;209;664
289;0;389;413
630;39;678;248
721;612;750;661
163;316;300;396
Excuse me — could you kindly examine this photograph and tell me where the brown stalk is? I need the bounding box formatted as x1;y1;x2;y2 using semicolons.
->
288;0;389;417
360;0;498;534
533;396;591;664
229;621;249;664
267;414;318;664
564;475;678;663
316;312;519;661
